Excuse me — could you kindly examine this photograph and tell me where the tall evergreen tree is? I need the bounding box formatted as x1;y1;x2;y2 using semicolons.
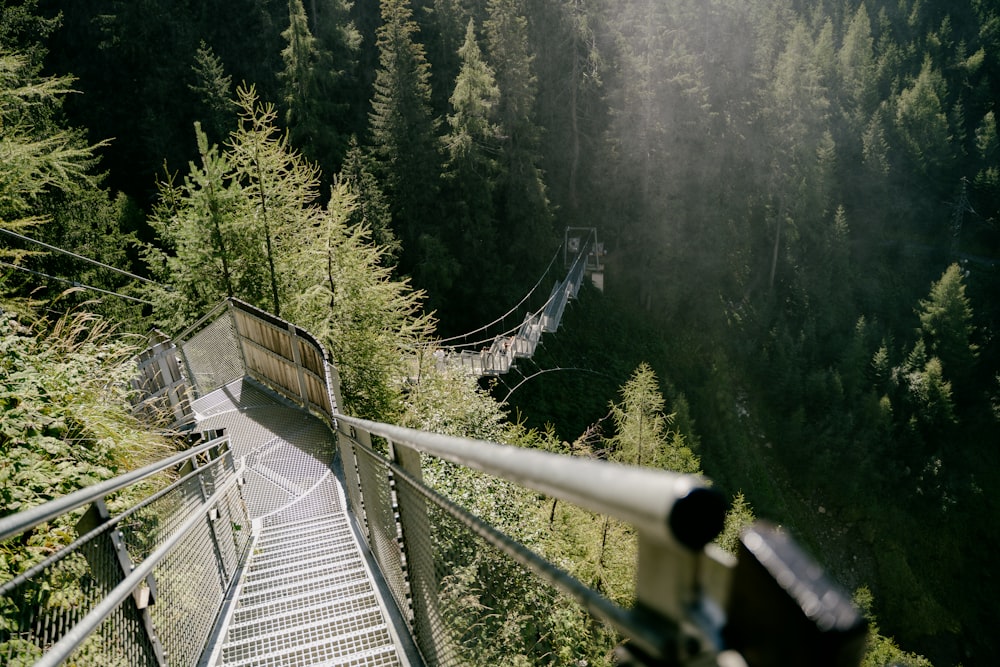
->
280;0;359;177
917;263;979;385
282;178;434;419
606;363;700;473
367;0;443;284
484;0;553;279
438;19;503;328
189;41;235;146
146;86;322;326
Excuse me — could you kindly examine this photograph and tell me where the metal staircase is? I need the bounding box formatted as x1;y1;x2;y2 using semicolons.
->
190;380;412;667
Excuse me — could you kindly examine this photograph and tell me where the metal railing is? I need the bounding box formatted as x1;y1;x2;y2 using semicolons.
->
0;434;250;667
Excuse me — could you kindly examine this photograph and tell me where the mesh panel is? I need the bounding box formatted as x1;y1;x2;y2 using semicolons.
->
394;473;613;667
150;518;225;667
338;438;369;544
181;309;244;397
0;529;160;667
352;446;410;623
0;445;251;667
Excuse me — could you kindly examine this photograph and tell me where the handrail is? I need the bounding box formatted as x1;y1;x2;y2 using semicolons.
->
382;442;667;654
32;463;244;667
335;413;723;550
0;434;229;542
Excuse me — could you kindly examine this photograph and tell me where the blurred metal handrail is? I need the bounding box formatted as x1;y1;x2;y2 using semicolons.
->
334;413;719;550
0;434;230;542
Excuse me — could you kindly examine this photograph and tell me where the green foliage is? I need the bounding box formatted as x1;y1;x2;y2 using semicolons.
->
146;85;323;326
715;491;755;556
0;51;105;237
607;363;701;473
0;308;173;576
8;0;1000;662
280;178;433;420
279;0;359;175
367;0;442;282
189;41;235;145
853;586;934;667
483;0;555;278
916;263;978;384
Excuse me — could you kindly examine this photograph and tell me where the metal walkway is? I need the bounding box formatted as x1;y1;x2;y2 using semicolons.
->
192;379;412;667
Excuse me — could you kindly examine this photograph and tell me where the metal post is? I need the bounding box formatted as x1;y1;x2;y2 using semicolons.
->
287;323;310;405
185;453;232;588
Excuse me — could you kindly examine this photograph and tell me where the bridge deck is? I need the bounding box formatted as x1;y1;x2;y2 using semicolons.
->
191;379;415;667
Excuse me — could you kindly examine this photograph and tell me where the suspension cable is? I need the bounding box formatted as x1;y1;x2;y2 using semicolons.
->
435;244;564;345
0;260;154;305
0;227;160;286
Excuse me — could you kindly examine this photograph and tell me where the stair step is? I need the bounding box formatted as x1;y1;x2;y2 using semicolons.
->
256;516;348;545
232;586;378;628
226;591;382;643
250;532;354;567
244;542;358;580
222;616;395;665
224;640;400;667
237;562;370;606
253;523;353;556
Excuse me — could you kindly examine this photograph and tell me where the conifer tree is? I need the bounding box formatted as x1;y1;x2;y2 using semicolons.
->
438;19;504;326
228;85;323;317
146;86;321;326
894;57;953;178
606;363;700;473
838;4;877;117
484;0;553;277
280;0;359;176
189;41;235;146
282;178;434;419
917;263;978;384
340;137;398;260
367;0;442;280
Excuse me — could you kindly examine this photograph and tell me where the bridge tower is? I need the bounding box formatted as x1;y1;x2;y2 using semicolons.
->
565;226;605;292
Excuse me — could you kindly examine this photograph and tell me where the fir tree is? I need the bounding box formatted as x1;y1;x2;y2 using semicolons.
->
367;0;442;281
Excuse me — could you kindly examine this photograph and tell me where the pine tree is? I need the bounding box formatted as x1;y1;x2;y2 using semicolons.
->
484;0;553;277
189;41;235;146
838;3;877;117
340;137;398;260
367;0;442;279
894;57;953;178
917;263;978;384
282;177;434;419
146;86;322;326
606;363;700;473
280;0;359;176
438;19;504;327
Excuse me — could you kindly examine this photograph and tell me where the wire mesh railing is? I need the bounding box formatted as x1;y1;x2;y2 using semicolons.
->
0;434;250;667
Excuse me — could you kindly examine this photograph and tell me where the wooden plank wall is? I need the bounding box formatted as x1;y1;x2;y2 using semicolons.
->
231;308;334;419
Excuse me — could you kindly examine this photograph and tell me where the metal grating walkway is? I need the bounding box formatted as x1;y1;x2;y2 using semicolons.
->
192;379;413;667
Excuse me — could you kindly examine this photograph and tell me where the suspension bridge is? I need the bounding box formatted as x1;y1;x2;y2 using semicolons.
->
0;234;866;667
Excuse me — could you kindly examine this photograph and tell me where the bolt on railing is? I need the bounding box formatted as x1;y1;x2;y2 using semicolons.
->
0;434;250;667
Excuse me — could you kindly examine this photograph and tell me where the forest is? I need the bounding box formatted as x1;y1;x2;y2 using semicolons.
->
0;0;997;664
